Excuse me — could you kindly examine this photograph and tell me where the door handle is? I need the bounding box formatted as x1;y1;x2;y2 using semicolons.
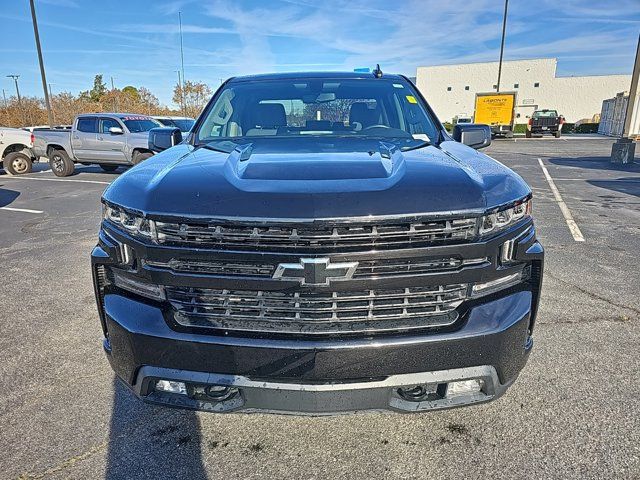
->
73;135;79;139
97;136;104;141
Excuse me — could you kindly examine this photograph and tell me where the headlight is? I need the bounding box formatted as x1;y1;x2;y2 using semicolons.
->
479;198;531;235
103;203;155;239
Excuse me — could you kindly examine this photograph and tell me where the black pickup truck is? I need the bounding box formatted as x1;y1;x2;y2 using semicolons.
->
526;109;564;138
92;71;543;415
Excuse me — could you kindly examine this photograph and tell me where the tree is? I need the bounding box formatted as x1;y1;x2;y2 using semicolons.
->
89;74;107;102
173;80;212;118
122;86;140;100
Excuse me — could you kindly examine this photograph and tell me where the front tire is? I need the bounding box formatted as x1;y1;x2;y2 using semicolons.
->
132;152;153;165
99;164;119;172
3;152;33;175
49;149;75;177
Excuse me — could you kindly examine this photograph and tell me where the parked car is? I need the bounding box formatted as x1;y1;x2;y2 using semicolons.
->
152;116;195;134
0;127;38;175
526;109;564;138
32;113;161;177
92;71;543;415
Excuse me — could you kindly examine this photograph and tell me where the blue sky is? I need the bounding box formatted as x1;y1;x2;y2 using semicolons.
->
1;0;639;107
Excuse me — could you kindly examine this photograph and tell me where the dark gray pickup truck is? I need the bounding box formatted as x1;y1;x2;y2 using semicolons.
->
33;113;159;176
92;71;543;415
526;109;564;138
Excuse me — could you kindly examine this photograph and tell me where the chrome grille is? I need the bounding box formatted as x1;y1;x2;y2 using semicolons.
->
154;217;478;251
144;257;487;279
166;284;468;334
145;258;276;277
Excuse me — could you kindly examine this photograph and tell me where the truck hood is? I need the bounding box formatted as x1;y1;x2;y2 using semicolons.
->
103;139;530;219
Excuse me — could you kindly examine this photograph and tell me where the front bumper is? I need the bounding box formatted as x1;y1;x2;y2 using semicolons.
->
102;289;534;414
93;217;543;414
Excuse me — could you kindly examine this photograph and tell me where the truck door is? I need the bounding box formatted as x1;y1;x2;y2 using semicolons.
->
71;117;99;161
97;117;128;163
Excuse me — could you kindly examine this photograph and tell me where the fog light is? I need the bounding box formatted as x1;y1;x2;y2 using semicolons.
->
446;379;484;398
155;380;187;395
397;383;439;401
206;385;239;401
112;269;165;301
472;271;523;296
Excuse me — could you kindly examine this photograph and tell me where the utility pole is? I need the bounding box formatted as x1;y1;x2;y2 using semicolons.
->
7;75;25;125
611;33;640;164
30;0;54;128
2;89;6;109
110;76;119;112
496;0;509;92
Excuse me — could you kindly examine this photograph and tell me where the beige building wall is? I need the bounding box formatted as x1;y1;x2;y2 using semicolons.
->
416;58;631;124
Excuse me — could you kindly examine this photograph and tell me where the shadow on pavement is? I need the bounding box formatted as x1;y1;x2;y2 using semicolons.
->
587;177;640;198
105;377;207;479
548;156;640;173
0;185;20;207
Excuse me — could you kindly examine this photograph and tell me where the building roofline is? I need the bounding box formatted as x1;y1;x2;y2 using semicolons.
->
417;57;558;69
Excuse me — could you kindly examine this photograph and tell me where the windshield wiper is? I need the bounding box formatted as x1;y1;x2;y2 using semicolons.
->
400;140;431;152
195;140;239;154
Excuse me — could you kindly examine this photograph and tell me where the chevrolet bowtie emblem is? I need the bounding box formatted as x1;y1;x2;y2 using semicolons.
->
273;258;359;286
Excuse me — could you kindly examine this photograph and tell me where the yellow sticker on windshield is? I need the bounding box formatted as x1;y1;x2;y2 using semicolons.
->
406;95;417;104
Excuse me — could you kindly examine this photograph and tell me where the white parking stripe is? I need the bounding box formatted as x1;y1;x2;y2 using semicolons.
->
537;158;585;242
0;206;44;214
2;176;110;185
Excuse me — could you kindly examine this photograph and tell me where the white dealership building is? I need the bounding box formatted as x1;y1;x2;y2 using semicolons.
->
415;58;631;124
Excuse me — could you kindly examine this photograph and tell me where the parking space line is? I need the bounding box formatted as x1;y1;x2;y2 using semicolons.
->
2;176;111;185
0;206;44;214
537;158;585;242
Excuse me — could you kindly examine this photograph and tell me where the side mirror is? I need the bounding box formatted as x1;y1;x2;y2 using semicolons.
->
452;124;491;150
108;126;123;135
148;127;183;153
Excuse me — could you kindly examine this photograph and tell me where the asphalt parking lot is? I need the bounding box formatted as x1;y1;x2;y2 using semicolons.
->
1;136;639;479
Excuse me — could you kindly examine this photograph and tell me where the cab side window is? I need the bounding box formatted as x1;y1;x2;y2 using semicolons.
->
77;117;97;133
101;117;121;134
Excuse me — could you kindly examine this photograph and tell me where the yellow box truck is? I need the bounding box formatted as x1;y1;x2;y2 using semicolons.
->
474;92;516;137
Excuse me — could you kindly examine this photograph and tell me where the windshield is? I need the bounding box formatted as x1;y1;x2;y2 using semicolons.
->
121;116;161;133
533;110;558;118
196;77;439;147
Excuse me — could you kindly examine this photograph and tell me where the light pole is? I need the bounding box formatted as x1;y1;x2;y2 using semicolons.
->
179;11;186;88
29;0;54;128
496;0;509;92
48;83;56;124
176;70;186;116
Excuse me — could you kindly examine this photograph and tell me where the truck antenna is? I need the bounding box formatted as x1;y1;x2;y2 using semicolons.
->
373;64;383;78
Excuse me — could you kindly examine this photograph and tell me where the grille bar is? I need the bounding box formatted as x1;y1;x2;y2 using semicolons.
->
155;217;478;250
144;257;487;279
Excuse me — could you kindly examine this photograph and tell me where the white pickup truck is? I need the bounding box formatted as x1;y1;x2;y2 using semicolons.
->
0;127;38;175
32;113;160;177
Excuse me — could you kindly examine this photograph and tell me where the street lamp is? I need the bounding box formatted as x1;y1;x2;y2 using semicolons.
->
29;0;54;128
496;0;509;93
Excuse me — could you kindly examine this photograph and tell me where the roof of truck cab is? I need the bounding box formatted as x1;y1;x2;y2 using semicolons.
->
228;71;407;83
